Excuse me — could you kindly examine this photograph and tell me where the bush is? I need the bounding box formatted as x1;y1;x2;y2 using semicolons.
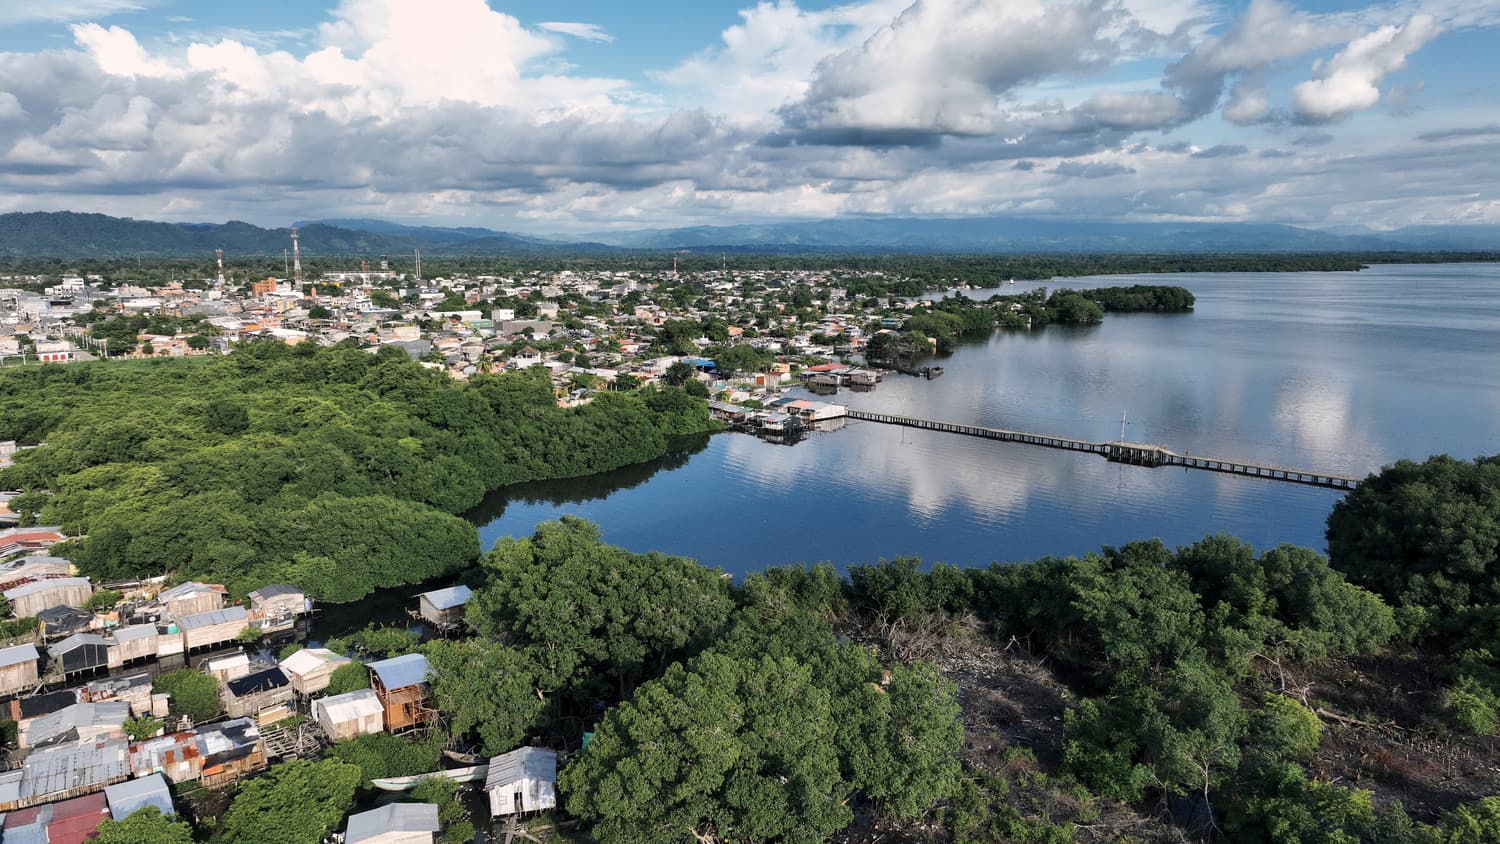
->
153;668;220;722
324;732;443;788
325;660;369;696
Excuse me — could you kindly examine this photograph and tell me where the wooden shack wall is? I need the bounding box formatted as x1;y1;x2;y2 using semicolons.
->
164;594;223;619
0;659;38;695
288;665;334;696
113;634;158;663
11;582;92;617
182;620;242;651
223;686;294;720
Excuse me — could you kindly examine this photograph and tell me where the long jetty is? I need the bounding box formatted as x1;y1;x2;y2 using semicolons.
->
845;410;1364;490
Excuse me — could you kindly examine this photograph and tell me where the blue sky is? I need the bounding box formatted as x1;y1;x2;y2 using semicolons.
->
0;0;1494;233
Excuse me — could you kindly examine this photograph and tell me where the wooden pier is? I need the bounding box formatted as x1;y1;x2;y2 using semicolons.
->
845;410;1363;490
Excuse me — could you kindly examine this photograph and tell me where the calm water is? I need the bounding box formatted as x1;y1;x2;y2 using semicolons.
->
460;263;1500;575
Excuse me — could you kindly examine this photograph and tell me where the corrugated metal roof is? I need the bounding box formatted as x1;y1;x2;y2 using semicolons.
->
484;747;557;790
367;653;430;690
0;643;39;668
313;688;383;723
103;773;175;820
177;606;247;630
419;584;471;611
19;737;131;801
27;702;130;748
110;624;158;643
279;647;349;676
3;577;90;600
49;633;108;656
345;803;440;843
248;584;301;600
157;582;225;601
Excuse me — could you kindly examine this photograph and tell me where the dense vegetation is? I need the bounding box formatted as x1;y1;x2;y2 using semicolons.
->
872;285;1194;358
1328;454;1500;736
0;343;713;600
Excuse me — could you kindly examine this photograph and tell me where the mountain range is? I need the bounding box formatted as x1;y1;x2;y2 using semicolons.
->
0;211;1495;258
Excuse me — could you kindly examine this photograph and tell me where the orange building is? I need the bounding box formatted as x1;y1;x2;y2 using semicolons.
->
250;278;279;297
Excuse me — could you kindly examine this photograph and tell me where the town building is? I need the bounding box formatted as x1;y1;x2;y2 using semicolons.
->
483;747;558;818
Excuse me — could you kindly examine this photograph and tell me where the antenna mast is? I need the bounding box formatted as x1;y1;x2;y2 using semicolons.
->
414;248;422;282
215;249;225;285
290;227;303;286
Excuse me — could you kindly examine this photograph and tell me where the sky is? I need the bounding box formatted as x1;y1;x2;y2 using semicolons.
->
0;0;1495;234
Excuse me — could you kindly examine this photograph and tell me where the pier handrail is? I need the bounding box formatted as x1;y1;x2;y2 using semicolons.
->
845;409;1364;489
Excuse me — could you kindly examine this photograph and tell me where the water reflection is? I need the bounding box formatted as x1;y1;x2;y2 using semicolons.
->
464;264;1500;575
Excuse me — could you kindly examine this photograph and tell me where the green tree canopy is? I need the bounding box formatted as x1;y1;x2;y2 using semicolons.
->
92;807;194;844
220;759;362;844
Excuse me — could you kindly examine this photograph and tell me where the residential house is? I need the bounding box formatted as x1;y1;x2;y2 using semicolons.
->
367;653;435;733
38;605;93;640
0;791;108;843
246;584;308;631
415;585;470;631
221;667;294;723
5;578;93;618
0;736;132;811
103;772;175;821
0;643;40;696
80;672;154;717
49;633;110;676
484;747;558;817
278;647;350;696
344;803;440;844
156;582;227;620
311;688;385;742
23;701;130;749
177;606;248;651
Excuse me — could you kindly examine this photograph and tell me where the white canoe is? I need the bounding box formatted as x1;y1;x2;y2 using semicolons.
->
371;763;489;791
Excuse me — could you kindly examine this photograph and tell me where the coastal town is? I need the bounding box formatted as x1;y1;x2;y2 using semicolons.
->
0;520;555;842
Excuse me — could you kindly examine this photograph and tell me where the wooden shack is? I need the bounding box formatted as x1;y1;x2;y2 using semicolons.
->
0;555;73;592
484;747;558;818
8;690;79;747
278;647;350;696
37;605;93;640
222;667;294;721
247;584;308;631
204;652;251;684
0;736;131;811
156;582;227;620
415;585;471;631
5;577;92;618
0;643;40;696
80;672;154;717
23;701;130;749
108;624;159;664
177;606;248;651
154;623;184;658
367;653;435;733
312;688;385;741
129;718;265;787
49;633;110;676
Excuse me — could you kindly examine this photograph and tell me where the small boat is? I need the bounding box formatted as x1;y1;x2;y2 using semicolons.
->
371;763;489;792
443;748;484;765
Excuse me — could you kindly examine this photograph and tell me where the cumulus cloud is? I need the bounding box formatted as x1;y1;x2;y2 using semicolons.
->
1222;79;1270;124
1292;15;1441;122
0;0;147;25
1164;0;1351;120
538;22;615;43
779;0;1122;144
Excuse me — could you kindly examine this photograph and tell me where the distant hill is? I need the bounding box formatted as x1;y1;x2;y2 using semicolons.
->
0;212;604;258
0;211;1495;257
588;217;1500;253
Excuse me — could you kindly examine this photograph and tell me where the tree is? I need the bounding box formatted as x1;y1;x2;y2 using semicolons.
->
410;777;476;844
83;588;122;612
307;304;332;320
370;289;400;309
662;360;696;386
92;807;194;844
424;639;545;755
324;732;443;788
220;759;362;844
203;398;250;435
153;668;220;722
469;518;732;695
121;715;164;741
560;652;850;844
325;660;369;696
1327;455;1500;621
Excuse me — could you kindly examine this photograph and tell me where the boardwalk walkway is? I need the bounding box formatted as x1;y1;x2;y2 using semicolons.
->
845;410;1363;490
